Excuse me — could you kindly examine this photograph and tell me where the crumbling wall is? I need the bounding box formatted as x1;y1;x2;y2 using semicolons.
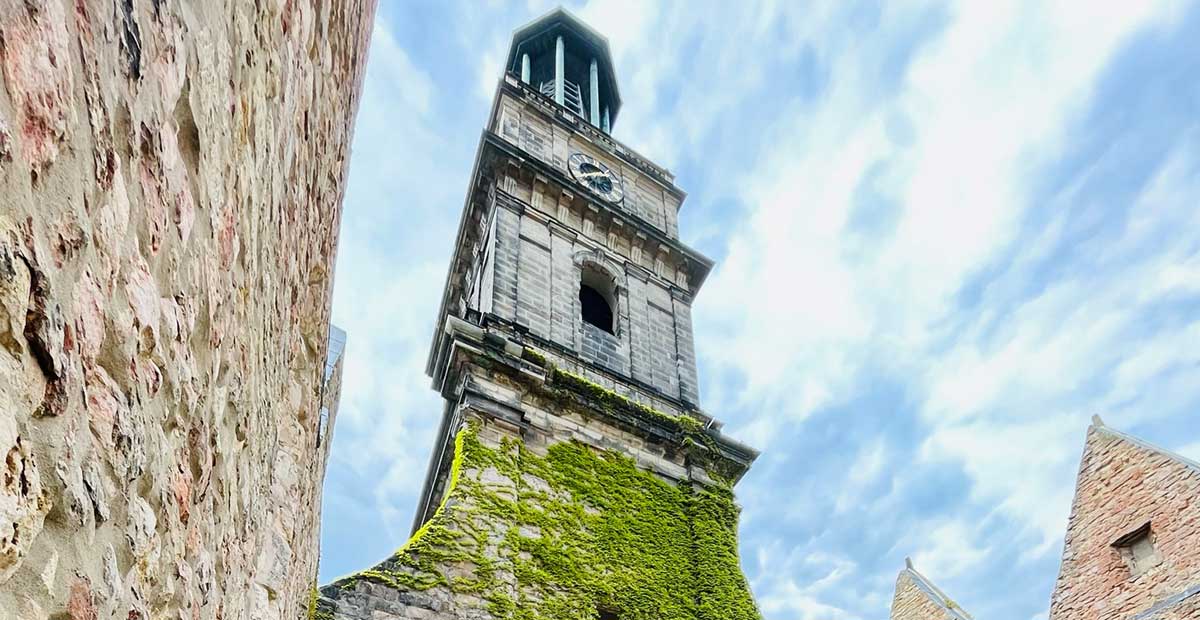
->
0;0;373;618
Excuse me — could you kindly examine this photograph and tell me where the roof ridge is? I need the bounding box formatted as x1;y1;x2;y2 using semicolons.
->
901;560;973;620
1091;419;1200;475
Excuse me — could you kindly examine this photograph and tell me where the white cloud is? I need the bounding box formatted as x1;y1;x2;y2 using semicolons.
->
326;15;465;548
752;544;865;620
695;0;1190;540
834;438;889;514
366;20;434;116
919;135;1200;547
911;520;987;578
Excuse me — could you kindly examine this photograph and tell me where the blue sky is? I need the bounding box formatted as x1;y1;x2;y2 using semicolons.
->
319;2;1200;619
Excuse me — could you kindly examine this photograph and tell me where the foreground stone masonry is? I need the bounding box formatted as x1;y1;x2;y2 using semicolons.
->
0;0;372;618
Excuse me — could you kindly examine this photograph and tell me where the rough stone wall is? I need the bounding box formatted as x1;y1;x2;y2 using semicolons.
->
1049;424;1200;620
889;569;963;620
0;0;372;618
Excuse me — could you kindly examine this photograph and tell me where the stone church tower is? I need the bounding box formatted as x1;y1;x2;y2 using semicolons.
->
320;8;760;620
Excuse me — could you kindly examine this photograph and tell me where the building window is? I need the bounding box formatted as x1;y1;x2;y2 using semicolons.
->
1113;522;1160;576
579;268;616;334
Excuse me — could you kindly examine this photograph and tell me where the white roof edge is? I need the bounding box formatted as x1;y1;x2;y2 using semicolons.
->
902;565;974;620
1093;423;1200;475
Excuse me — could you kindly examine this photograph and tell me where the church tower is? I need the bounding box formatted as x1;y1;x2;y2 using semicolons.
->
320;9;760;620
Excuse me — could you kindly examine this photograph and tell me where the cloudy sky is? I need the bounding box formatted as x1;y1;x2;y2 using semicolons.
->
318;2;1200;618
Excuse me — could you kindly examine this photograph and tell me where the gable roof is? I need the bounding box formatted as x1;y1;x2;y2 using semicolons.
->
1090;416;1200;475
897;559;974;620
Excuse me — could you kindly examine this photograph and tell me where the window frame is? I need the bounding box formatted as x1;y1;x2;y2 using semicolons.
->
1112;522;1161;577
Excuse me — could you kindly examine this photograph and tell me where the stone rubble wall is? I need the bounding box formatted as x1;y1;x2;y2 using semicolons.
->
0;0;372;618
1049;426;1200;620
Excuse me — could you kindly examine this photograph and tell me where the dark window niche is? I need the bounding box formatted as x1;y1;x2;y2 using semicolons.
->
1112;522;1161;577
580;282;614;334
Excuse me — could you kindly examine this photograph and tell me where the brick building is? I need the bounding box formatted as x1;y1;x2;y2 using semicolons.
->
890;418;1200;620
889;559;972;620
1048;418;1200;620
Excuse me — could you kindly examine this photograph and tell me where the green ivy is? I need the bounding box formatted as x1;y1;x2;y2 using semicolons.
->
308;585;334;620
547;366;705;434
330;421;759;620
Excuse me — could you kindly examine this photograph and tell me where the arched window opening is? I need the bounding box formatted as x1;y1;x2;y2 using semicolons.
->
579;268;616;334
579;284;613;333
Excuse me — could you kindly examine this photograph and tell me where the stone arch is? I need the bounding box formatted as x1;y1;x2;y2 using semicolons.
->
573;248;624;335
571;248;624;291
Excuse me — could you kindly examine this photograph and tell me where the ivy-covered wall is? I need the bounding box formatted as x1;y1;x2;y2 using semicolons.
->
321;417;760;620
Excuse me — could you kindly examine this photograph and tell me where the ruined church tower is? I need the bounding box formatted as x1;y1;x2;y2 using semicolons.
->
320;8;760;620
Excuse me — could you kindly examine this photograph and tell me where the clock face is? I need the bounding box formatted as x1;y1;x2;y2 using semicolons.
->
568;152;624;203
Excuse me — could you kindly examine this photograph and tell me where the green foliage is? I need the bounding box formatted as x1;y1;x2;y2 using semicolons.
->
338;421;759;620
308;585;334;620
544;366;749;485
521;347;549;367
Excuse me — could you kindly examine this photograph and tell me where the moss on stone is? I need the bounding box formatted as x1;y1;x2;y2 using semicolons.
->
540;365;747;485
547;366;704;434
308;585;334;620
336;421;759;620
521;347;548;367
